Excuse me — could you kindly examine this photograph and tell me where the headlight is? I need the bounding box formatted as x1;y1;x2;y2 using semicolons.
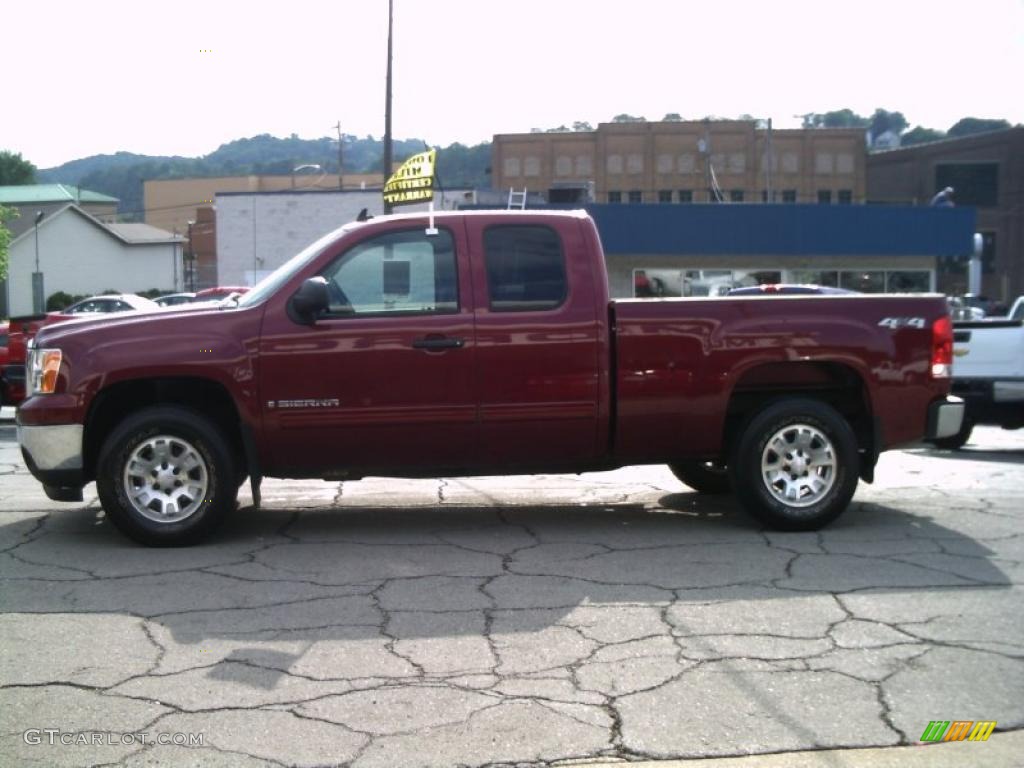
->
28;348;62;396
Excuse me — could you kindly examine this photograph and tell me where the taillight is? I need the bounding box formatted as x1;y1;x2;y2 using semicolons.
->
931;315;952;378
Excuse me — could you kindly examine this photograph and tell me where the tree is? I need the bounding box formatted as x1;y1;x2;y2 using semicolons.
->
947;117;1012;138
0;150;37;185
611;114;646;123
572;121;594;132
545;125;570;133
662;113;683;122
801;109;868;129
868;108;908;139
0;205;18;282
901;126;946;146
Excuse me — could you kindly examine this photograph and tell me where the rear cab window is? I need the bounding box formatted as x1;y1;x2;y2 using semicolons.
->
483;225;566;312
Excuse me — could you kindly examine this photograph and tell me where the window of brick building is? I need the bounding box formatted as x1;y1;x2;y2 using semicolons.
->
628;190;642;204
730;190;744;202
818;190;832;204
838;189;852;204
782;190;797;203
658;190;672;204
608;191;622;203
678;190;693;203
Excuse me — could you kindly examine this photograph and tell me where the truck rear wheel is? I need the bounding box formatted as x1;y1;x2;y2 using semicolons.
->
669;460;731;494
96;406;237;546
731;399;858;531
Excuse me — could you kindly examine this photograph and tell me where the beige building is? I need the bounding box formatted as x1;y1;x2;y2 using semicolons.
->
143;172;386;237
493;120;865;205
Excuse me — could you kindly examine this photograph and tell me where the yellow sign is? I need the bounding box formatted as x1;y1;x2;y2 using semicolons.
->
383;149;436;206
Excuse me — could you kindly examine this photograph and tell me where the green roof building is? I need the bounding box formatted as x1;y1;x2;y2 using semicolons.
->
0;184;119;237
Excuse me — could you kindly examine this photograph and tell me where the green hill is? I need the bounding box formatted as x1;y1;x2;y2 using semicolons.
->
38;134;492;218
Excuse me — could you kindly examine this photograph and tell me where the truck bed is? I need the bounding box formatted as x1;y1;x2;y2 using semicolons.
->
612;293;953;462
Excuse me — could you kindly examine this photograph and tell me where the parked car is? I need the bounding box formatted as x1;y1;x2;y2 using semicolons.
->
1;316;45;407
155;292;197;307
727;284;857;296
195;286;250;300
58;294;161;316
947;296;986;322
0;322;9;406
17;210;962;545
929;314;1024;449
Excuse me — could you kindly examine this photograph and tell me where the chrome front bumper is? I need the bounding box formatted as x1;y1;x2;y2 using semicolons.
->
17;424;84;471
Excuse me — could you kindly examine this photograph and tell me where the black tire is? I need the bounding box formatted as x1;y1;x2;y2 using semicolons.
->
928;416;974;451
669;460;732;494
96;406;238;546
731;398;859;531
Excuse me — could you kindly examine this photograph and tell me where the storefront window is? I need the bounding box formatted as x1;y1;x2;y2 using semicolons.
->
840;270;885;293
684;270;733;296
631;267;933;298
634;269;684;297
885;271;931;292
788;270;839;287
732;270;782;289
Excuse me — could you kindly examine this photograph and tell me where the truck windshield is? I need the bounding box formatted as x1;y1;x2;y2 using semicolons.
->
236;223;361;309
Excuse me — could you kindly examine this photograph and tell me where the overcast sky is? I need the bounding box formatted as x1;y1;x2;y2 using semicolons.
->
4;0;1022;169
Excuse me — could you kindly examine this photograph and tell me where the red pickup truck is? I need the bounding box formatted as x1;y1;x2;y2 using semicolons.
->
17;210;963;545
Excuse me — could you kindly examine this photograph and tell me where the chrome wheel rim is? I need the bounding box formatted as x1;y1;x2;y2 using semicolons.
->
761;424;837;508
123;435;208;523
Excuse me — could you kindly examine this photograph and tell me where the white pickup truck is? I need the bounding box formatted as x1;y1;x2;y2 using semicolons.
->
933;304;1024;448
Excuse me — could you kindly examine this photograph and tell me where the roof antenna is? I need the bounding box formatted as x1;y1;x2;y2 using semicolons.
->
356;208;372;222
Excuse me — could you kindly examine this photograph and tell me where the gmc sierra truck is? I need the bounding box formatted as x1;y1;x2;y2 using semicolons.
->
18;210;963;545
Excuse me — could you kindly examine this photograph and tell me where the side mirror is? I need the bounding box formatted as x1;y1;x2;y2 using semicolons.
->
288;277;330;325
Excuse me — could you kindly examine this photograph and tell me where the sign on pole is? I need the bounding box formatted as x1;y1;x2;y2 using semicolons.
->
383;149;436;207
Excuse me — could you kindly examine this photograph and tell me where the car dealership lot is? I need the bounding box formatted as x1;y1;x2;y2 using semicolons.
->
1;414;1021;767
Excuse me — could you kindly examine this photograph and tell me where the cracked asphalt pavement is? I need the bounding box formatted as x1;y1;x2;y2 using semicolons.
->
1;410;1022;767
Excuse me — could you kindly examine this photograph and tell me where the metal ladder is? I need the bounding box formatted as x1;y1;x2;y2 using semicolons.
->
507;187;528;209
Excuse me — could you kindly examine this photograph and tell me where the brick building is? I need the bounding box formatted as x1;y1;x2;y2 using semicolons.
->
492;120;865;206
867;127;1024;302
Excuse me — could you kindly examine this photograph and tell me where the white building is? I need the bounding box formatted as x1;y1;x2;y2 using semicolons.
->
215;188;469;286
5;205;184;317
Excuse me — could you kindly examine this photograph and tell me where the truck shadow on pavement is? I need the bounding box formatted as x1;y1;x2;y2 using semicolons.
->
3;490;1021;763
1;493;1013;692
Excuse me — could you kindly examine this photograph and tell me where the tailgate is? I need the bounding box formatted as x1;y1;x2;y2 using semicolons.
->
953;320;1024;379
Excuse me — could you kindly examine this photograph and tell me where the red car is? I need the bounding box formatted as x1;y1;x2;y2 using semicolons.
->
17;210;962;545
0;322;9;405
2;316;45;406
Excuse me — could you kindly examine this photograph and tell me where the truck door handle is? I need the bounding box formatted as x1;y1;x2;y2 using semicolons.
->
412;336;465;350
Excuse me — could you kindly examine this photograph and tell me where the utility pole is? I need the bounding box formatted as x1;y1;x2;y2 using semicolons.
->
333;121;344;189
32;210;46;313
765;117;773;203
187;220;195;292
383;0;394;213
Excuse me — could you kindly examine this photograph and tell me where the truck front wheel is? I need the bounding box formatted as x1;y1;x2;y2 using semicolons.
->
731;399;858;531
96;406;238;546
